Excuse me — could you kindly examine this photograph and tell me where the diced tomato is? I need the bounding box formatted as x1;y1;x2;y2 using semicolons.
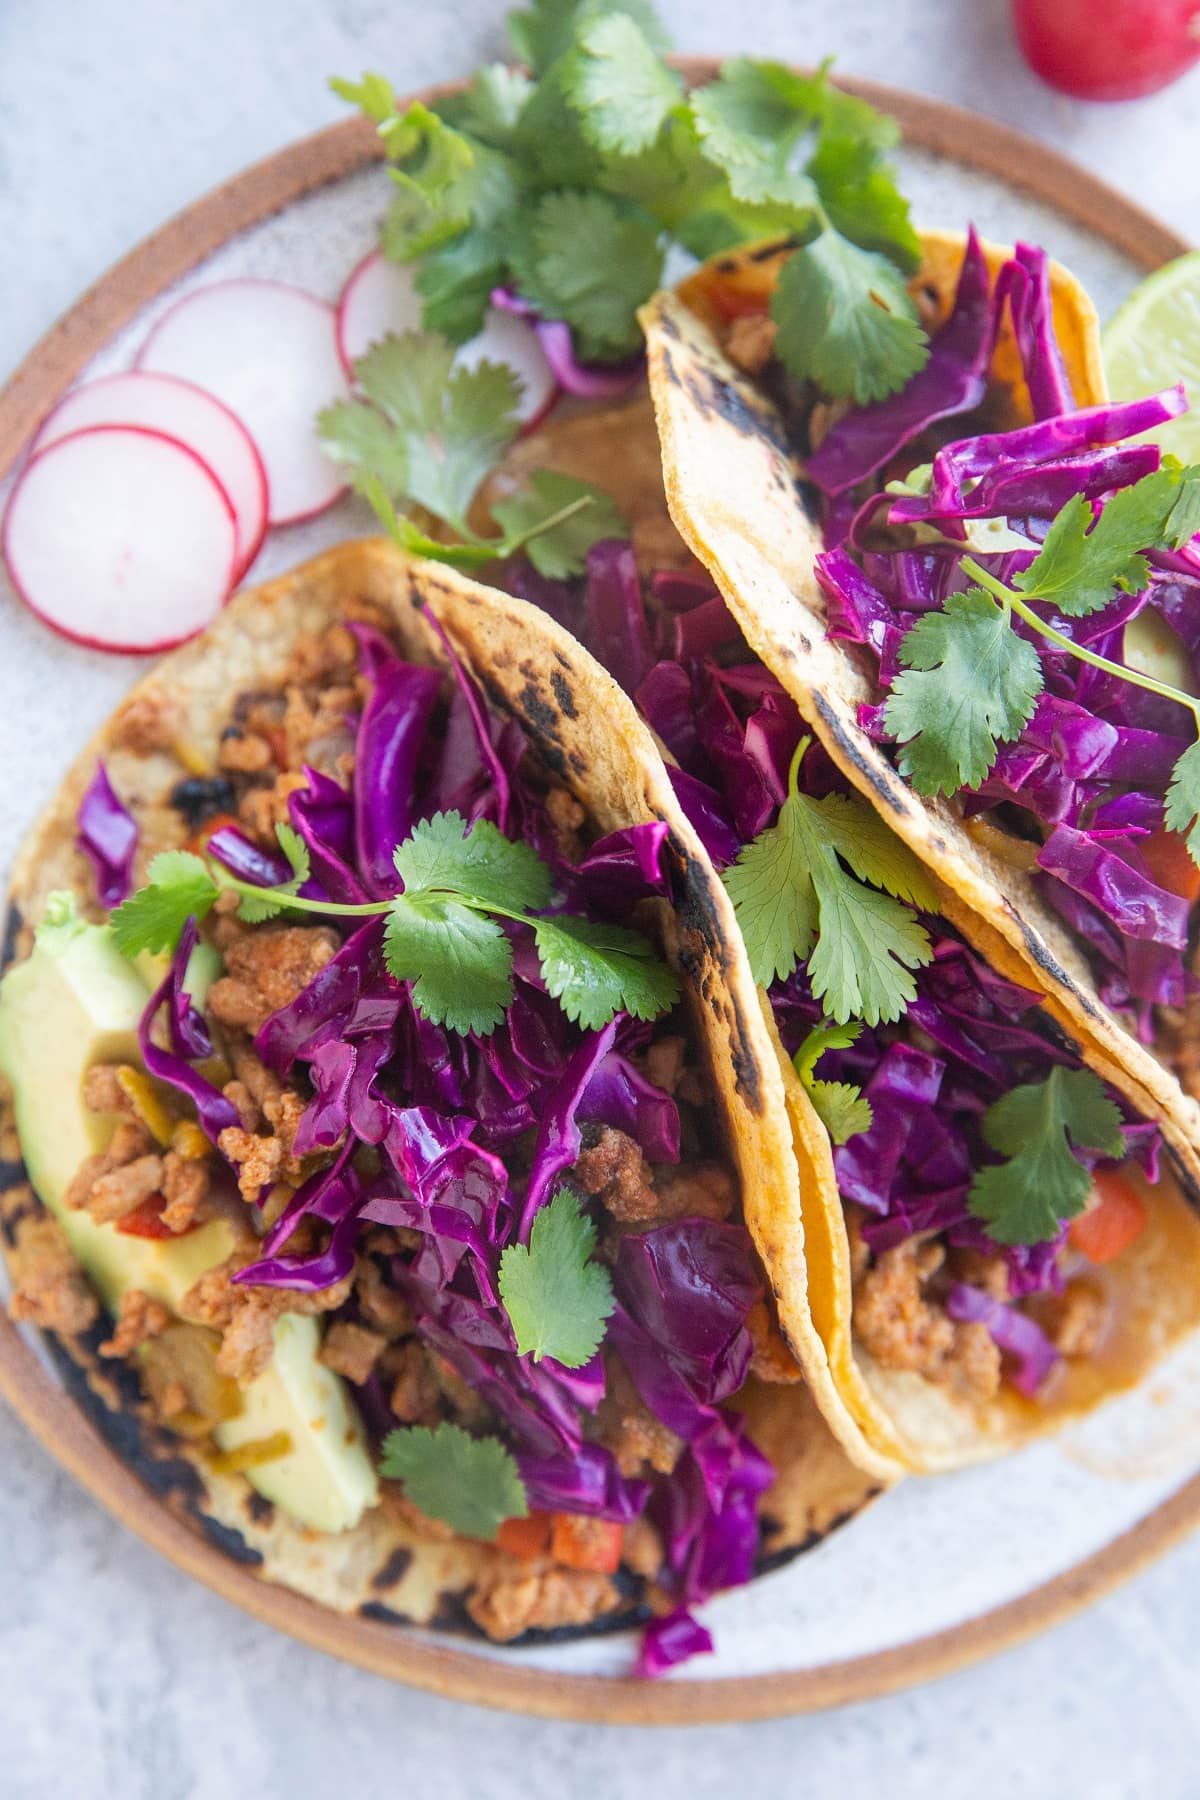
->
184;812;241;855
549;1513;623;1574
1138;828;1200;906
1069;1169;1149;1265
115;1196;174;1239
495;1512;552;1560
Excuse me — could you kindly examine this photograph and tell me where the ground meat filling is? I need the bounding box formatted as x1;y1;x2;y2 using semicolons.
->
8;1203;100;1335
847;1207;1110;1399
16;610;797;1646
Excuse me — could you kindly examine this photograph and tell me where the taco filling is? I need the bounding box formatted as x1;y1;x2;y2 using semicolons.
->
486;513;1200;1466
662;229;1200;1089
0;571;868;1675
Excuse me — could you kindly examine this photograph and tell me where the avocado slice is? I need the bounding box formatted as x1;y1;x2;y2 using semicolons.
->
0;896;378;1531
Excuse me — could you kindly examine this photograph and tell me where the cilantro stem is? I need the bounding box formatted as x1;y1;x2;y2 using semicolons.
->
786;734;812;799
960;555;1200;730
501;493;594;556
218;872;388;918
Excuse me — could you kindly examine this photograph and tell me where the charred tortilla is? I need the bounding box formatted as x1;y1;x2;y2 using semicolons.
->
0;537;884;1643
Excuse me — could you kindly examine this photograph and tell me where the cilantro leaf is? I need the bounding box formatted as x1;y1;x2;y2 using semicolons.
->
414;229;510;343
350;332;522;530
813;793;938;911
1015;473;1178;617
491;470;627;577
235;821;311;923
1167;468;1200;548
968;1067;1125;1247
533;913;681;1028
499;1187;614;1365
383;894;514;1034
511;191;664;361
440;64;534;150
807;860;931;1027
770;230;928;406
393;811;552;913
1165;737;1200;870
722;763;933;1024
508;0;670;77
565;12;682;155
375;102;484;259
314;399;412;494
275;822;310;886
883;588;1044;796
379;1422;526;1539
690;58;822;203
793;1022;873;1145
110;852;218;957
808;131;920;270
329;71;397;125
721;791;819;987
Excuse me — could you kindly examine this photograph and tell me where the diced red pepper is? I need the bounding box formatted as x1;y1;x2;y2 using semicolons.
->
1069;1169;1149;1265
495;1512;552;1560
115;1196;174;1239
549;1513;623;1574
1138;828;1200;907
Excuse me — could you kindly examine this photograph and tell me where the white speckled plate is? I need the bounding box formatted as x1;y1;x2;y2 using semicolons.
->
0;70;1196;1724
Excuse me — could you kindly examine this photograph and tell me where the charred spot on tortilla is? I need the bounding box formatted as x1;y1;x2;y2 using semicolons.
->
2;904;23;975
170;775;236;828
549;669;577;719
1011;910;1102;1022
245;1491;275;1526
371;1547;415;1591
812;694;909;818
359;1599;419;1628
681;368;786;453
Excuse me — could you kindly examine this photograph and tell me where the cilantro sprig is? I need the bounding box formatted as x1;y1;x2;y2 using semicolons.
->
498;1186;614;1366
792;1021;873;1145
110;811;679;1039
332;6;926;401
883;461;1200;868
722;737;938;1025
318;332;625;575
967;1066;1125;1246
379;1422;527;1539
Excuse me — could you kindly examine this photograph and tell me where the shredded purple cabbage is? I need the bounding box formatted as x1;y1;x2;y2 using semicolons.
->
946;1282;1059;1395
490;286;643;397
77;762;138;908
137;919;240;1146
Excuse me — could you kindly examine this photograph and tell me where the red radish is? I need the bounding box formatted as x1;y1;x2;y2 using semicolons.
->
1011;0;1200;100
336;250;558;428
33;371;268;580
3;425;237;653
336;251;424;374
137;280;350;525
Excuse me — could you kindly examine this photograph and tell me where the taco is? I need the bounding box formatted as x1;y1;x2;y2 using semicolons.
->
0;538;882;1674
464;446;1200;1473
639;228;1200;1153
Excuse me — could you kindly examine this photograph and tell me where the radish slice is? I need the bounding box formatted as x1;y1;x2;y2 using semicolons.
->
33;371;268;580
3;425;237;653
336;252;424;374
336;250;558;428
137;281;350;526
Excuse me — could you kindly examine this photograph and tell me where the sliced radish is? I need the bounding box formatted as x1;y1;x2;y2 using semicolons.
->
458;309;558;429
33;371;268;580
3;425;237;653
336;250;558;429
336;251;424;375
137;280;349;526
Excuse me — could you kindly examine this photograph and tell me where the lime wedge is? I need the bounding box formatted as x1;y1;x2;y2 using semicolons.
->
1104;252;1200;462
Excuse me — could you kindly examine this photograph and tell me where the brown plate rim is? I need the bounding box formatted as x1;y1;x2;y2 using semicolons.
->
0;62;1194;1726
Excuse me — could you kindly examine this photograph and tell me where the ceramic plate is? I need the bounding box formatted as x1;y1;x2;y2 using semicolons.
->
0;67;1195;1723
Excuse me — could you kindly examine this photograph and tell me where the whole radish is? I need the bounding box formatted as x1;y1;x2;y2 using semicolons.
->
1012;0;1200;100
